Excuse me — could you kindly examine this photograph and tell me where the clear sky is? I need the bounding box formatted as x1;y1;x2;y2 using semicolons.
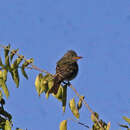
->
0;0;130;129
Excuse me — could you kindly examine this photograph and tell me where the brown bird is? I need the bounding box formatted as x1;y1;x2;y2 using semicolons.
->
49;50;82;95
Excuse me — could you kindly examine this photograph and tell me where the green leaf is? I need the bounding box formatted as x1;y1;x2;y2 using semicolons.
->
4;120;11;130
21;66;28;79
10;49;19;62
1;81;9;98
106;122;111;130
0;70;3;78
91;112;99;123
0;70;3;90
52;85;63;101
22;58;34;68
11;69;19;88
62;85;67;112
3;69;8;82
0;90;2;101
35;73;43;96
69;98;80;119
123;116;130;124
12;55;24;68
59;120;67;130
40;77;48;94
5;56;10;69
4;44;10;58
16;128;24;130
0;56;4;67
119;124;129;128
77;96;84;110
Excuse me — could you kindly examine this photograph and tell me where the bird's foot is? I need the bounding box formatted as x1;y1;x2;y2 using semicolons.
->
62;81;71;86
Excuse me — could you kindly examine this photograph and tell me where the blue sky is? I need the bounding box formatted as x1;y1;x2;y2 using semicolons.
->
0;0;130;129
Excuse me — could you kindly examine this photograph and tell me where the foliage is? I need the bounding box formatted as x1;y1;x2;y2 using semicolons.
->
119;116;130;130
0;44;129;130
0;44;32;130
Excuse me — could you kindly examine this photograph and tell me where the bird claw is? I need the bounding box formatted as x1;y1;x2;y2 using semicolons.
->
62;81;71;86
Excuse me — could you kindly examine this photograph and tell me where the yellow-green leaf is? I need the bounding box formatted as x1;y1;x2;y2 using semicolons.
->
40;78;48;94
91;112;99;123
3;69;8;82
0;56;4;67
69;98;80;119
45;92;50;99
1;81;9;98
4;44;10;58
5;56;10;69
16;128;24;130
4;120;11;130
52;85;63;101
0;71;3;86
59;120;67;130
12;55;24;68
10;49;19;61
11;69;19;88
0;70;3;78
123;116;130;124
107;122;111;130
48;79;54;90
77;96;84;110
119;124;129;128
62;85;67;112
22;58;34;68
35;73;43;96
0;90;2;101
21;67;28;79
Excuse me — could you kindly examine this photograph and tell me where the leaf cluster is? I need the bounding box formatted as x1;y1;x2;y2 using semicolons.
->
35;73;67;112
0;44;33;98
119;116;130;130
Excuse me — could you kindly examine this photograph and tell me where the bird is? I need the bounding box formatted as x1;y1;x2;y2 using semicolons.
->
49;50;82;95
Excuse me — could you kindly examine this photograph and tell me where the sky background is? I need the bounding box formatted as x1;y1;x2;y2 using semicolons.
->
0;0;130;129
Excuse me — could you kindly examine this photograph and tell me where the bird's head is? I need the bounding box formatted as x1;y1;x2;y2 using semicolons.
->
64;50;82;62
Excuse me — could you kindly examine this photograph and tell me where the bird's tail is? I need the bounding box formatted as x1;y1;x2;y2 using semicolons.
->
49;75;62;95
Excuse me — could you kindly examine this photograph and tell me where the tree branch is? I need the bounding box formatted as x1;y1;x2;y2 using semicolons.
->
69;84;104;129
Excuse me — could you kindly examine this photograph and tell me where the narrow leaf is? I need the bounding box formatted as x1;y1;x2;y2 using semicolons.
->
107;122;111;130
0;56;4;67
69;98;80;119
4;44;10;58
5;56;10;69
91;112;99;123
4;120;11;130
77;96;84;110
62;85;67;112
59;120;67;130
119;124;129;128
1;81;9;98
10;49;19;61
21;67;28;79
40;77;48;95
123;116;130;124
22;58;34;68
35;73;43;96
3;69;8;82
53;85;63;101
11;69;19;88
0;90;2;101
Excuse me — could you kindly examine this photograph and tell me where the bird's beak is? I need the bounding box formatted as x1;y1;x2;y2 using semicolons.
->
72;56;83;60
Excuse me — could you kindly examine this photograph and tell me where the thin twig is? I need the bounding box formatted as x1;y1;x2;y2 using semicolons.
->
68;118;89;129
69;84;104;129
28;64;52;75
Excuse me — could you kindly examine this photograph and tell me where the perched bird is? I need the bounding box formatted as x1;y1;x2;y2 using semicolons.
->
49;50;82;95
